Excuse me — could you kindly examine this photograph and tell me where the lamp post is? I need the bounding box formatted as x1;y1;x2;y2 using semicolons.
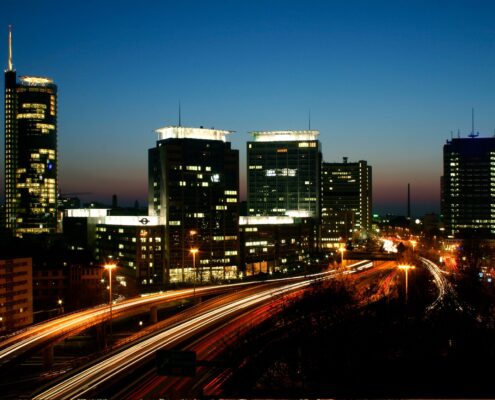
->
57;298;63;314
398;264;415;304
339;247;346;268
190;248;198;298
410;240;417;254
104;263;117;342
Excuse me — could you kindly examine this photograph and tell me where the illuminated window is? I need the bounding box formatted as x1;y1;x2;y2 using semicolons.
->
211;174;220;182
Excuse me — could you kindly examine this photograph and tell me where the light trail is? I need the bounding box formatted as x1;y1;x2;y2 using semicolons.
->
33;280;315;399
0;281;265;365
0;263;367;366
420;257;459;312
33;261;371;400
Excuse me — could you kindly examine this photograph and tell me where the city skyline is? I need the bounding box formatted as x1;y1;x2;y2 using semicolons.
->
3;0;495;215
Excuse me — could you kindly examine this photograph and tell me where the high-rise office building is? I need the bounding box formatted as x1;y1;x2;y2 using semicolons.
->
442;136;495;238
4;27;58;237
148;126;239;283
321;158;372;247
247;130;321;218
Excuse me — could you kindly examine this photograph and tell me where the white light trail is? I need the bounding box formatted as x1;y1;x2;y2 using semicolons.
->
33;261;371;400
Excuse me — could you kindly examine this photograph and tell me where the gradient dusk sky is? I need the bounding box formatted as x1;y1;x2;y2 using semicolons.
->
2;0;495;216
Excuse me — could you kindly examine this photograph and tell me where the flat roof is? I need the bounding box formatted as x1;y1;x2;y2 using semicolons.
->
250;130;319;142
65;209;109;218
19;76;54;86
155;126;234;142
65;210;160;226
239;216;295;225
102;216;160;226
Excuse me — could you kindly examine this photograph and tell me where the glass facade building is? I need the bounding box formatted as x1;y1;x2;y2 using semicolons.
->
320;158;372;247
148;126;240;283
442;137;495;238
4;28;57;237
247;131;321;218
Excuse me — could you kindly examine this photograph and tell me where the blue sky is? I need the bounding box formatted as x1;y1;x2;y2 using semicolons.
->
2;0;495;215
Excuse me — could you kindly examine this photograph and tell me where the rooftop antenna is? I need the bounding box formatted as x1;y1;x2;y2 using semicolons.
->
7;24;13;71
178;100;181;127
308;109;311;130
457;129;460;138
472;108;474;133
407;183;411;219
468;108;479;138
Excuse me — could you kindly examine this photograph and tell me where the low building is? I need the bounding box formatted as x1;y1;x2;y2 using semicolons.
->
95;216;165;290
64;210;165;291
32;266;67;316
0;257;33;332
239;216;316;275
67;264;104;310
63;208;110;253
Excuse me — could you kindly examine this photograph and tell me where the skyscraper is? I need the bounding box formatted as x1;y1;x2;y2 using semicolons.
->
247;130;321;218
442;136;495;238
148;126;239;283
4;27;58;237
321;158;372;247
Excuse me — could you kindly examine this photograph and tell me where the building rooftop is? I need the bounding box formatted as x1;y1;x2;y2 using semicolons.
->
250;130;319;142
155;126;234;142
65;209;109;218
239;216;295;225
19;76;54;86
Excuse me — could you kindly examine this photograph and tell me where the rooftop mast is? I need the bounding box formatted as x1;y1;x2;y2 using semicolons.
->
178;100;181;127
7;24;13;71
468;108;479;138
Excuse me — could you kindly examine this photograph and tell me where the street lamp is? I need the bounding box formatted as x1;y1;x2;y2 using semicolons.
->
104;263;117;340
339;247;346;267
398;264;415;304
190;248;198;297
185;230;198;282
57;298;63;314
410;239;417;254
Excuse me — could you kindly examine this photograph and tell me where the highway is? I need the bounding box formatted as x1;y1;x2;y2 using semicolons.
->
0;280;275;366
32;262;371;399
420;256;460;312
32;280;317;398
119;288;304;399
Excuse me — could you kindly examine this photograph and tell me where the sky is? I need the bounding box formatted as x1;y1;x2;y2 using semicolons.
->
2;0;495;216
